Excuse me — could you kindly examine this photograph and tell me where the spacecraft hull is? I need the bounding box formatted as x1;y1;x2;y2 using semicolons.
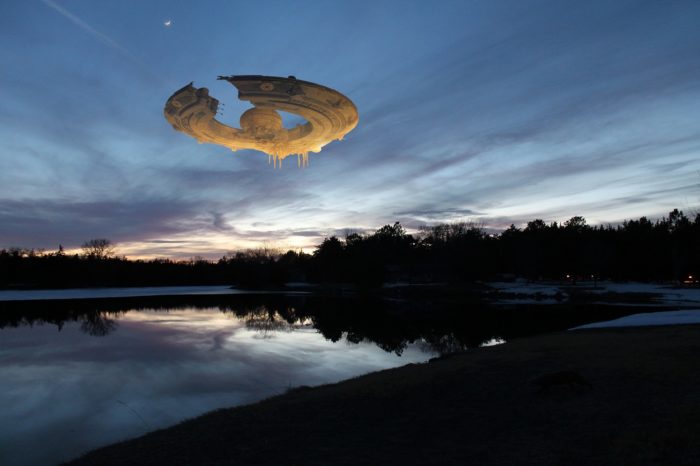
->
164;75;358;166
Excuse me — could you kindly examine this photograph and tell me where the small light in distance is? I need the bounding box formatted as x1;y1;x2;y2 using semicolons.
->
164;19;172;27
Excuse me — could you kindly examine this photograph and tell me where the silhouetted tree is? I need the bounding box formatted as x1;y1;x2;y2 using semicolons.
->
312;236;346;283
81;238;115;259
1;208;697;289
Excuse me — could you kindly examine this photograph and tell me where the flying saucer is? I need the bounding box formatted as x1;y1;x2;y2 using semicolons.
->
164;75;358;167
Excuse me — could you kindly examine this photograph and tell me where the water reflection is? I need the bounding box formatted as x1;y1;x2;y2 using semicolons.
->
242;307;307;337
79;312;120;336
0;305;432;466
0;294;637;466
0;293;636;355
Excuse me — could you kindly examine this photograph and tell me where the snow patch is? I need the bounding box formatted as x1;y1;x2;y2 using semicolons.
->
488;280;564;297
572;310;700;329
489;280;700;306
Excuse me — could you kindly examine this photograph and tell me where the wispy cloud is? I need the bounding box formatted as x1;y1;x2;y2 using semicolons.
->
1;1;699;257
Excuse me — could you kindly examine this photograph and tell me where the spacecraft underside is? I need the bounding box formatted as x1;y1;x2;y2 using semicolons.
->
164;75;358;167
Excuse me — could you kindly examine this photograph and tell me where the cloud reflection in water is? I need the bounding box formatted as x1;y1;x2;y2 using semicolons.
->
0;308;433;466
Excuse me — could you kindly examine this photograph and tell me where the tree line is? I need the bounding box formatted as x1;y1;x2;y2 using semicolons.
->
1;208;697;289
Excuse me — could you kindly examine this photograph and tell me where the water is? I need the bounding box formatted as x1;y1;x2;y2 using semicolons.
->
1;300;435;465
0;290;640;465
0;285;253;301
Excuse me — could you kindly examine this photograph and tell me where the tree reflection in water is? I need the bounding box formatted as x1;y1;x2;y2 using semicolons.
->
0;293;637;355
79;312;118;336
243;307;292;338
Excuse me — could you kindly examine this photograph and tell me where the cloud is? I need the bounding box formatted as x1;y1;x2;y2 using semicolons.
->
2;0;699;256
211;212;233;231
0;198;202;248
394;208;482;221
0;307;429;464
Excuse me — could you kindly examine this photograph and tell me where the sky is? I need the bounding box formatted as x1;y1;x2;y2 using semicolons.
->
1;0;699;258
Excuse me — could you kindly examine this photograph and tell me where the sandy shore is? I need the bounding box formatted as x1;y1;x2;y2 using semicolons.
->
66;325;700;465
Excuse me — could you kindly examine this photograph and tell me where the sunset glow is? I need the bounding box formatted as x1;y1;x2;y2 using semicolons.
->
1;1;698;258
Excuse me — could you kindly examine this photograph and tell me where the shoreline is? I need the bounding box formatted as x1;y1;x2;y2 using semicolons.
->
2;280;697;304
66;324;700;465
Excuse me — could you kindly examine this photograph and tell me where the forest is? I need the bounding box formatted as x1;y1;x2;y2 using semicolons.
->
1;209;697;289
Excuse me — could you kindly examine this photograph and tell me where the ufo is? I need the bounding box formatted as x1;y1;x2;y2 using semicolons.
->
164;75;359;168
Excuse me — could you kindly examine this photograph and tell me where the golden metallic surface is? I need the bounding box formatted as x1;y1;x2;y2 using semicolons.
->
164;75;359;167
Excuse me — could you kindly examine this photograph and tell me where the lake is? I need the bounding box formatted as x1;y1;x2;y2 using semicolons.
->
0;288;640;465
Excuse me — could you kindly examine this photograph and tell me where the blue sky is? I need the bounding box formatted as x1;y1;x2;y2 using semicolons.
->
1;0;699;258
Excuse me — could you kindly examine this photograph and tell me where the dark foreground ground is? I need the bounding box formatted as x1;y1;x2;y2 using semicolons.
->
67;325;700;466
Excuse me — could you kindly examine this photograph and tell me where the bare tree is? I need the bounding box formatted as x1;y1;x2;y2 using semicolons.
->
81;238;115;259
